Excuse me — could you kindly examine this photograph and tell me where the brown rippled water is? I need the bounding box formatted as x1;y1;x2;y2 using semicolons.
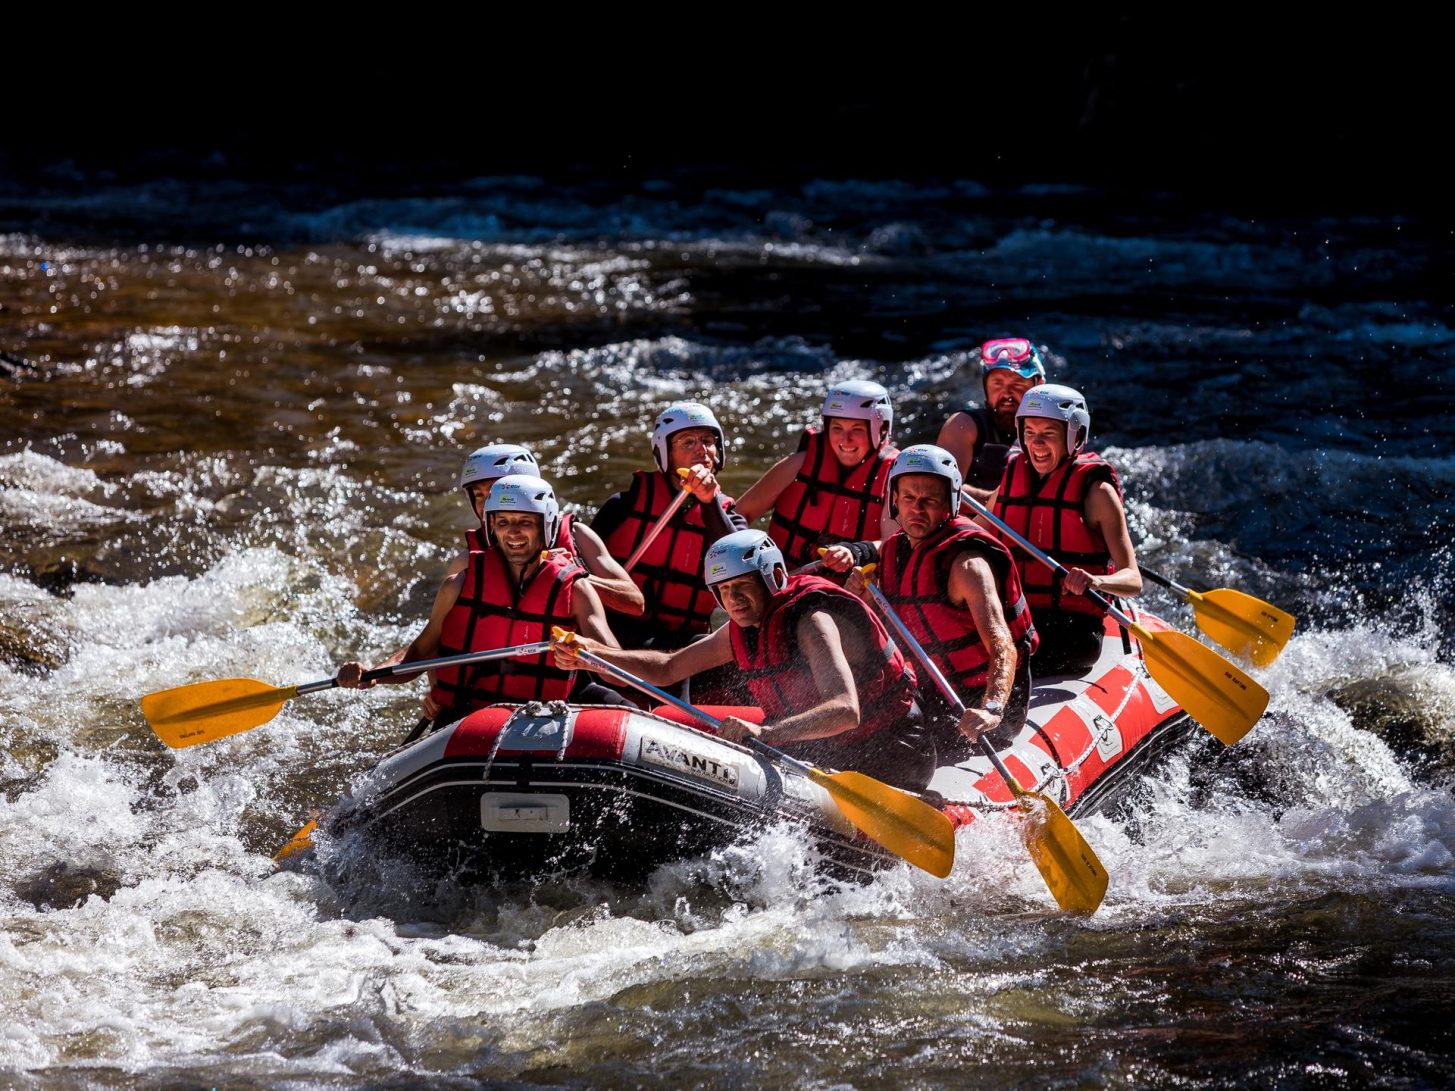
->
2;209;1454;1090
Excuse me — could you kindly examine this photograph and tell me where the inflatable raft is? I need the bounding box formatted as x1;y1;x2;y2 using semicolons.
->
320;609;1195;881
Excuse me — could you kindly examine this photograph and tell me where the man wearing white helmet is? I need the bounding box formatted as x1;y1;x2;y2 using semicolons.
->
733;379;901;567
592;401;747;650
835;444;1038;758
555;529;935;792
936;337;1048;503
452;443;642;617
339;475;625;723
985;384;1142;674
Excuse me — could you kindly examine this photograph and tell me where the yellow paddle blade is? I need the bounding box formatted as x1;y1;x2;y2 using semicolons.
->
806;767;955;878
139;678;300;748
1135;626;1269;746
1010;789;1108;913
1189;588;1296;667
273;819;318;862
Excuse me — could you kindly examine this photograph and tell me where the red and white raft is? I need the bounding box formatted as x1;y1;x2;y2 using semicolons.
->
326;612;1195;880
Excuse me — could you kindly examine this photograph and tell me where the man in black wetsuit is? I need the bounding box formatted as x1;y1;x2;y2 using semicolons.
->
936;337;1047;503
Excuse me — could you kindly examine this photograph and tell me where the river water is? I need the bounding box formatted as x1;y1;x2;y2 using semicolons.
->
1;174;1452;1088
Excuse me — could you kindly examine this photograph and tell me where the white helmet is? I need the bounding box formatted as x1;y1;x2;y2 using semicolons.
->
483;473;561;548
459;443;540;491
1016;383;1091;454
821;379;893;448
703;529;787;597
651;401;725;473
887;444;963;519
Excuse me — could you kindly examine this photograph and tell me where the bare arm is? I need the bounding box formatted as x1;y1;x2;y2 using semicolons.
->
936;411;979;478
571;522;645;616
552;625;733;688
732;451;806;523
1064;481;1142;599
366;548;470;667
444;548;469;580
337;570;463;688
947;554;1016;739
948;555;1006;709
963;482;997;505
745;610;861;745
570;580;621;649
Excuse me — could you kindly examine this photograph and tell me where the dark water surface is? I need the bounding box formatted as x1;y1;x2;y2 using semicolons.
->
1;173;1452;1089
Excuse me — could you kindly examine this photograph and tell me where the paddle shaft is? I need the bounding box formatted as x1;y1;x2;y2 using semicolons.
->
624;470;693;571
296;640;554;695
865;566;1111;911
571;645;820;779
562;632;956;879
864;581;1032;795
960;491;1142;634
1140;565;1191;597
963;492;1197;605
963;495;1266;650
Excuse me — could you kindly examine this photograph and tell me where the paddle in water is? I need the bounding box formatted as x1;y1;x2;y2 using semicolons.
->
273;819;318;862
140;640;553;748
550;627;956;878
960;492;1268;746
859;576;1108;913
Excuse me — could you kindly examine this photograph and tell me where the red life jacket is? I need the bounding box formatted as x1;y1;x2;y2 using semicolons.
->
993;450;1121;619
466;512;576;557
602;470;726;636
428;547;579;714
768;428;898;567
879;515;1039;695
728;574;916;745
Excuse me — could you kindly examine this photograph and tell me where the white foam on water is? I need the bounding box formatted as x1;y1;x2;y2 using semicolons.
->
1068;615;1455;924
1114;438;1455;512
0;450;128;535
4;411;1454;1086
1;809;955;1078
0;450;109;495
4;610;1453;1083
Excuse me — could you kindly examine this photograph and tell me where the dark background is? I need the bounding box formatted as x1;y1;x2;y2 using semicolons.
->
1;18;1443;215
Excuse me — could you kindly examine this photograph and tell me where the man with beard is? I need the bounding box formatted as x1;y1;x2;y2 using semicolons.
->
936;337;1047;502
